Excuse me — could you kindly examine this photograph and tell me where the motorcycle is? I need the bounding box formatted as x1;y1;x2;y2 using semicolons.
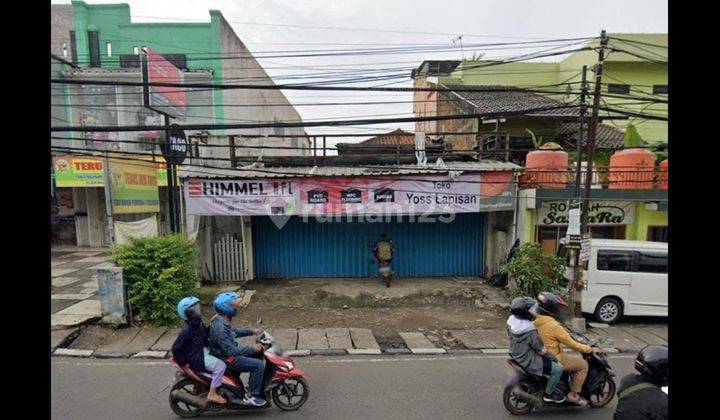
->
502;331;616;415
378;259;395;287
167;320;309;417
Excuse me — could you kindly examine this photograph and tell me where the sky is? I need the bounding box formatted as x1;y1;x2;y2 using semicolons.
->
51;0;668;145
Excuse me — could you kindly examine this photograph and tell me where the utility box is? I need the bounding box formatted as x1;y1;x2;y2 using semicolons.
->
97;267;127;325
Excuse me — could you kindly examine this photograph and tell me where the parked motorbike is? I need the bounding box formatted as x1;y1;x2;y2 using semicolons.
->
167;322;309;417
378;260;395;287
502;331;616;415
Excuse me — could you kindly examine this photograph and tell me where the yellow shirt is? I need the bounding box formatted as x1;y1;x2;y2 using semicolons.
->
534;314;592;360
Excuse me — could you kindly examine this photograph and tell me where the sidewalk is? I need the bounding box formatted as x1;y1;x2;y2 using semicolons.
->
51;246;112;330
52;322;667;359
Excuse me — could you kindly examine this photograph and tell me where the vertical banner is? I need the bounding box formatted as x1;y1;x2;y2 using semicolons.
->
108;159;160;214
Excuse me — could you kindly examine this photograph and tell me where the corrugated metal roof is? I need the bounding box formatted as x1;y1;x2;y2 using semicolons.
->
179;160;520;179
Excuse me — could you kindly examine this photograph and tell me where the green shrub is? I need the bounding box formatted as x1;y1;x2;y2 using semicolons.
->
112;234;198;326
501;243;566;298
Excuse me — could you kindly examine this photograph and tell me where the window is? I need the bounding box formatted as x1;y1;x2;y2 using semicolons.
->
637;251;668;273
106;42;112;57
653;85;668;95
88;30;100;67
647;226;668;242
597;250;633;271
607;84;630;94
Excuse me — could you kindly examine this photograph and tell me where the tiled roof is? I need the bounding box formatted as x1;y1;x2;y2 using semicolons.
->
441;84;577;117
357;129;416;146
557;122;625;149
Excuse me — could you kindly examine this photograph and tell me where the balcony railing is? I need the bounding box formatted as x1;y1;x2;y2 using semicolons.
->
519;165;668;190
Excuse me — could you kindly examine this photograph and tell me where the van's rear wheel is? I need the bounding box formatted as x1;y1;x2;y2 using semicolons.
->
594;298;622;324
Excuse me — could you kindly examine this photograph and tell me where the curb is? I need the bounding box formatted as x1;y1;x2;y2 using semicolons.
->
131;350;168;359
93;350;131;359
285;349;311;357
409;348;446;355
382;348;412;355
53;348;94;357
347;348;382;355
446;349;483;355
481;348;510;354
310;349;347;356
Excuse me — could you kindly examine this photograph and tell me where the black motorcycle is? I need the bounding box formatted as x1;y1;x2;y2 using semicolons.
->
502;331;616;415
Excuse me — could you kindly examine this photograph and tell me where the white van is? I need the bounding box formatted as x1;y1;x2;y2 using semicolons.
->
560;239;668;324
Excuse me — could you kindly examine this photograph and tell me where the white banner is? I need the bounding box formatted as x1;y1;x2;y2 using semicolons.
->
184;173;515;216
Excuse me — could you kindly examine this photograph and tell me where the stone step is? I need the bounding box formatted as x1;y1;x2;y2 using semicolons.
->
94;328;140;357
398;332;446;354
124;327;167;354
270;328;298;350
297;328;329;350
449;329;508;349
326;328;353;349
69;325;114;350
349;328;380;350
151;328;180;351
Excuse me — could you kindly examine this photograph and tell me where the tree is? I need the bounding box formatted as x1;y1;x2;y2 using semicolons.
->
501;243;566;298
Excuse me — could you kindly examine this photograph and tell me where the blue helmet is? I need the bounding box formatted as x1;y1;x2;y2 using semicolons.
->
177;296;200;321
214;292;241;317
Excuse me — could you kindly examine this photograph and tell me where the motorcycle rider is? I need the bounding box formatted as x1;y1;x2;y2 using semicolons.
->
507;297;565;403
208;292;266;407
614;345;668;420
171;296;228;405
534;292;602;406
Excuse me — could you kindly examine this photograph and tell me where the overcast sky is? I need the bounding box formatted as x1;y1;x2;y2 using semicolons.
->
51;0;668;144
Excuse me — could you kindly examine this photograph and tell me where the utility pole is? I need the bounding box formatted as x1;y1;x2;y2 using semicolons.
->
102;151;115;245
164;114;177;233
568;65;589;317
574;30;608;321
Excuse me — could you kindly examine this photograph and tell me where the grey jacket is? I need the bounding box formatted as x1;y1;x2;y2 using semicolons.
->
508;323;551;376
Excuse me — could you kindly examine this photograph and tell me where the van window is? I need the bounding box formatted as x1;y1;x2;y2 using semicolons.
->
637;251;668;273
597;250;633;271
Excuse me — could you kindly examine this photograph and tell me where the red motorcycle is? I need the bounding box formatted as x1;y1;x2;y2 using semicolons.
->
168;328;309;417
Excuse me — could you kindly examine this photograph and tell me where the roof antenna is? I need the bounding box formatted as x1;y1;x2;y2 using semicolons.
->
452;35;465;60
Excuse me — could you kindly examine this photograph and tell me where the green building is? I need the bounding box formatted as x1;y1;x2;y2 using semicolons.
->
411;34;668;252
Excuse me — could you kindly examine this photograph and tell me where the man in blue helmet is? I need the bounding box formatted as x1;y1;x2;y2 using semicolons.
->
208;292;266;407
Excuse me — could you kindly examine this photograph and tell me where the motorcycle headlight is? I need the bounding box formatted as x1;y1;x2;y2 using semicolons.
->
283;361;294;371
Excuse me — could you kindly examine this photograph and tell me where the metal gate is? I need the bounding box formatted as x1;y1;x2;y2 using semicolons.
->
252;212;484;278
212;234;245;282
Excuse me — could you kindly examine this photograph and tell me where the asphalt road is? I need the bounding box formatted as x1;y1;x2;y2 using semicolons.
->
52;354;636;420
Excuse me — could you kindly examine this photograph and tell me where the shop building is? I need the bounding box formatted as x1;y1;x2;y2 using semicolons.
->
180;160;520;281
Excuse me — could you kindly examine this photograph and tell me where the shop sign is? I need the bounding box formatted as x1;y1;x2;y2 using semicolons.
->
184;172;516;216
537;201;634;226
52;156;105;187
52;156;168;187
108;159;160;214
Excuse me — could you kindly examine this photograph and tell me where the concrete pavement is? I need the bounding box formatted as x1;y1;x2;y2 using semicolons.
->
52;322;668;358
51;246;112;329
51;353;638;420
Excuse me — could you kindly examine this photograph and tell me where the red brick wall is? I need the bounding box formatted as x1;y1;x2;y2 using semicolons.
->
413;78;438;136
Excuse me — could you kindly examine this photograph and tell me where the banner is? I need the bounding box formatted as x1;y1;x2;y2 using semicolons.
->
52;156;167;187
184;172;515;216
53;156;105;187
536;201;635;226
108;159;160;214
113;216;159;245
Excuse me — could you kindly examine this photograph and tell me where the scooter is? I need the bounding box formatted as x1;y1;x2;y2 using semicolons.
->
168;322;309;417
378;259;395;287
502;331;616;415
